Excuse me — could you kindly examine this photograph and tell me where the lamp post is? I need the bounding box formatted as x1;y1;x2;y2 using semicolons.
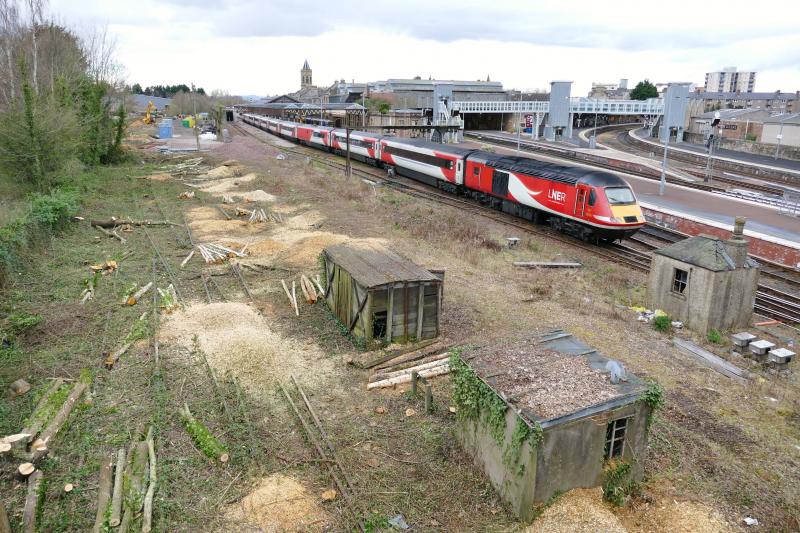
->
659;126;669;196
774;119;785;160
516;90;523;153
591;98;599;148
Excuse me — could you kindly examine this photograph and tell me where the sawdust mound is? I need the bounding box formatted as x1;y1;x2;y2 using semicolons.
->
633;499;730;533
160;302;335;390
526;488;626;533
206;165;237;179
224;474;330;532
200;172;258;194
229;189;275;202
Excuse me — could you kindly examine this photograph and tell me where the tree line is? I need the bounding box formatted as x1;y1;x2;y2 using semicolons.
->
129;83;206;98
0;0;126;191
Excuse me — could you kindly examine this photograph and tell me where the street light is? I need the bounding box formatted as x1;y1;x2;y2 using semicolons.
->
591;98;598;148
659;126;670;196
774;118;785;160
516;90;523;153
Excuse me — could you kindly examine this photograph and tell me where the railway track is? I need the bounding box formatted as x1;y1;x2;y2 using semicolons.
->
595;127;788;197
232;120;800;327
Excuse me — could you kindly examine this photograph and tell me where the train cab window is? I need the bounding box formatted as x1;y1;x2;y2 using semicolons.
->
473;167;480;177
588;190;596;206
605;187;635;205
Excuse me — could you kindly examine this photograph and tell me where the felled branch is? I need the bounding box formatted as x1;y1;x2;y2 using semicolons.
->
90;219;181;229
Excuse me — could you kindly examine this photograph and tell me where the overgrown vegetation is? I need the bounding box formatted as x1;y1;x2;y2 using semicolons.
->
639;378;665;429
451;350;542;475
602;460;636;506
652;314;672;332
0;187;78;285
707;328;723;344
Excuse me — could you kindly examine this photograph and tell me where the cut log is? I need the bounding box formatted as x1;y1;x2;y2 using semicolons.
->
9;379;31;397
370;356;449;382
367;363;451;390
280;280;294;311
180;403;228;462
18;462;35;476
291;281;299;316
126;282;153;306
95;225;126;244
104;341;133;369
0;501;10;533
21;379;64;446
90;219;181;229
142;433;157;533
125;441;150;516
299;275;312;304
301;275;318;303
109;447;126;526
22;470;42;533
370;357;449;382
179;250;195;268
0;442;10;454
372;341;452;370
513;261;582;268
92;456;113;533
313;275;325;296
381;352;455;374
31;381;89;462
353;339;444;370
64;483;73;493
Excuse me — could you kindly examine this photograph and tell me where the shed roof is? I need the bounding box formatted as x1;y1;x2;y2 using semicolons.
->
463;330;645;428
324;243;440;289
653;235;759;271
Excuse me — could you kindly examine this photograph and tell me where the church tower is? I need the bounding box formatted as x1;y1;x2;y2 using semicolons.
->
301;59;312;89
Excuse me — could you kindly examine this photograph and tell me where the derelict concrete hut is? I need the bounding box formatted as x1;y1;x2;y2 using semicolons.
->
455;330;652;521
647;217;759;333
321;243;443;344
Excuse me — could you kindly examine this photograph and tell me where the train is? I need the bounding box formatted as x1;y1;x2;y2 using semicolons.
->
239;113;645;241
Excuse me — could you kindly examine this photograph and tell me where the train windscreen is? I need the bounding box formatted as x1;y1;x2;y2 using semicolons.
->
605;187;635;205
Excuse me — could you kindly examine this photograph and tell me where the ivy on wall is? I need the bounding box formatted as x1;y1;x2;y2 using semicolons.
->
450;351;543;475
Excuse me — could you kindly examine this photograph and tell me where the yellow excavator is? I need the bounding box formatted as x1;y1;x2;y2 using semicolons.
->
143;101;157;124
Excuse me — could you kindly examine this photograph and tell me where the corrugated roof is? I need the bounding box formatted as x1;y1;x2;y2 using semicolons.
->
324;243;441;288
653;235;759;271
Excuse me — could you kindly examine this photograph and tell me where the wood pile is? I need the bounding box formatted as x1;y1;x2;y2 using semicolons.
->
352;340;455;390
2;378;88;466
279;273;322;316
159;157;208;177
93;427;158;532
197;243;247;264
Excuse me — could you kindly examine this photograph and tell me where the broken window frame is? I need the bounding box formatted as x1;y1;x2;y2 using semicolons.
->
605;417;629;459
672;268;688;294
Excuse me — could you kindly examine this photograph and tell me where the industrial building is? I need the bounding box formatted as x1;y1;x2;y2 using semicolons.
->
321;243;443;345
456;330;652;521
647;217;760;333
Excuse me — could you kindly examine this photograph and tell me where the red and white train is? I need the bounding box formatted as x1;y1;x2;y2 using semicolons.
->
240;113;645;241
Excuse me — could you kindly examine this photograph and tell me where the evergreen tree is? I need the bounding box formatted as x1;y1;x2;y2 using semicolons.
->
629;79;659;100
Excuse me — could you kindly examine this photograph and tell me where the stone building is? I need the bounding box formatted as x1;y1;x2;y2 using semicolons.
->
647;217;759;333
300;59;312;89
456;330;653;520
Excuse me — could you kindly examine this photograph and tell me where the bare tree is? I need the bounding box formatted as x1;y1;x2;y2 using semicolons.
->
81;23;121;86
24;0;46;94
0;0;21;103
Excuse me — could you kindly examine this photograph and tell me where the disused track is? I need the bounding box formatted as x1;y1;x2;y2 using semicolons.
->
230;121;800;327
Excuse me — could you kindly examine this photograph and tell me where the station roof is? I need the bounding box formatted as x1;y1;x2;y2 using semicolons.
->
764;112;800;125
653;235;759;271
690;91;799;101
462;330;645;428
239;101;366;111
323;243;441;289
697;108;770;121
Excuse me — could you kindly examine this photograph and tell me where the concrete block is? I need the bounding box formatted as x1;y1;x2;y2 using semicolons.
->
731;332;756;348
749;339;775;355
768;348;795;365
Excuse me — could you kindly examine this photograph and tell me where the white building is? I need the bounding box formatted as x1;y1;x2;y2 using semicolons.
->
705;67;756;93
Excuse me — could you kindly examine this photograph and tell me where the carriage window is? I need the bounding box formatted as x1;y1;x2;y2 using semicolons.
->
588;190;596;206
473;167;480;176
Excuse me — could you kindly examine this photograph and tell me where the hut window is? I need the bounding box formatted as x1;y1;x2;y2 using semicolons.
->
672;268;688;294
605;417;628;459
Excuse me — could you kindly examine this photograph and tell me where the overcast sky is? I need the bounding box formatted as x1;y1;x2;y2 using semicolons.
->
51;0;800;97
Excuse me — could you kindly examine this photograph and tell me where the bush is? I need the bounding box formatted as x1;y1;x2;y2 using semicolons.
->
7;311;43;335
652;314;672;332
707;329;723;344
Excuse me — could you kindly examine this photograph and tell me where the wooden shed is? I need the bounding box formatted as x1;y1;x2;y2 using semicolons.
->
321;244;443;344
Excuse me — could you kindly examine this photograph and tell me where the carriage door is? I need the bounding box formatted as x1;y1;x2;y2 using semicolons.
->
492;170;509;198
574;187;587;217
